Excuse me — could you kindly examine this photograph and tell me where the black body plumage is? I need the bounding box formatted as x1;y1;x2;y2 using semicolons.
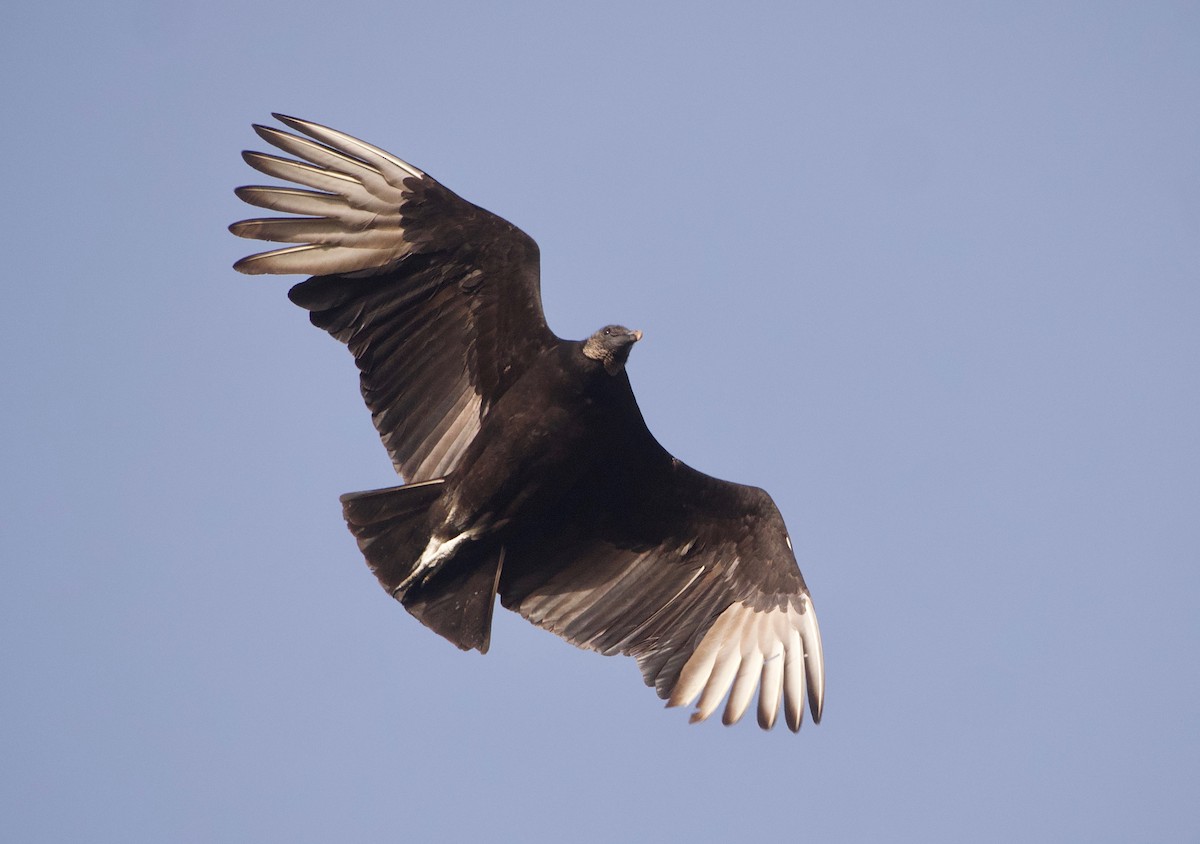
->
232;115;825;731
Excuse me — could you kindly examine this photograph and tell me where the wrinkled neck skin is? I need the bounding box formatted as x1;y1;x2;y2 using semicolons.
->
582;336;631;375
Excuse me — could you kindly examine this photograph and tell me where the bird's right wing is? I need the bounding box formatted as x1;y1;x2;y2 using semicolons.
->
231;115;557;481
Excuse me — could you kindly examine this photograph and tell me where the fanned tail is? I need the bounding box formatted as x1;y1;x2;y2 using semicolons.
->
341;480;502;653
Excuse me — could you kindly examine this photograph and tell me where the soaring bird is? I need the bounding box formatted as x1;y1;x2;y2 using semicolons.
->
231;115;825;731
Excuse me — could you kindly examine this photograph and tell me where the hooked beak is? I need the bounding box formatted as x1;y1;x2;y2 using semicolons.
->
630;329;643;342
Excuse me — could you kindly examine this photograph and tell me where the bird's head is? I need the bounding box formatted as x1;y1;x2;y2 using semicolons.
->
582;325;643;375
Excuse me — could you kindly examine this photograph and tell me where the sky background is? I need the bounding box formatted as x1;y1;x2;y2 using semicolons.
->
3;2;1198;841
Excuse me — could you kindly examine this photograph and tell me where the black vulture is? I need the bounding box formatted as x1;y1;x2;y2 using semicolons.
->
230;115;825;732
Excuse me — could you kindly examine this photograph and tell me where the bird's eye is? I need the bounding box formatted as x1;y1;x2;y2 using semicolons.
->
603;328;613;336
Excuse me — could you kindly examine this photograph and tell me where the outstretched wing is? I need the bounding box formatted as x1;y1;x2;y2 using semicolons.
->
499;376;824;732
231;115;556;481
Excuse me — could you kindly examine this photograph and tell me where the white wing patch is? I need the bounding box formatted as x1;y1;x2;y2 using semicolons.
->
668;596;824;731
230;116;422;277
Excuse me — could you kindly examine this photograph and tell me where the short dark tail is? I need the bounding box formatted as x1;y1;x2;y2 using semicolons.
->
340;480;502;654
341;480;446;592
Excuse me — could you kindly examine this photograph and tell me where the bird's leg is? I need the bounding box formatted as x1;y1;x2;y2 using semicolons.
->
391;530;478;598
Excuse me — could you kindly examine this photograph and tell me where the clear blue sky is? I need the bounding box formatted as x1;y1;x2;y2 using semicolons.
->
3;2;1198;841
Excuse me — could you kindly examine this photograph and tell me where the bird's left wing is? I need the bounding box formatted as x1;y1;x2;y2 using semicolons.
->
231;115;556;481
499;377;824;731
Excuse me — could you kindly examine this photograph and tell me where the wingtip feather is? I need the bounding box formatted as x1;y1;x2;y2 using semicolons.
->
690;611;750;724
722;613;765;726
270;113;425;179
800;596;825;724
783;626;806;732
756;613;787;730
